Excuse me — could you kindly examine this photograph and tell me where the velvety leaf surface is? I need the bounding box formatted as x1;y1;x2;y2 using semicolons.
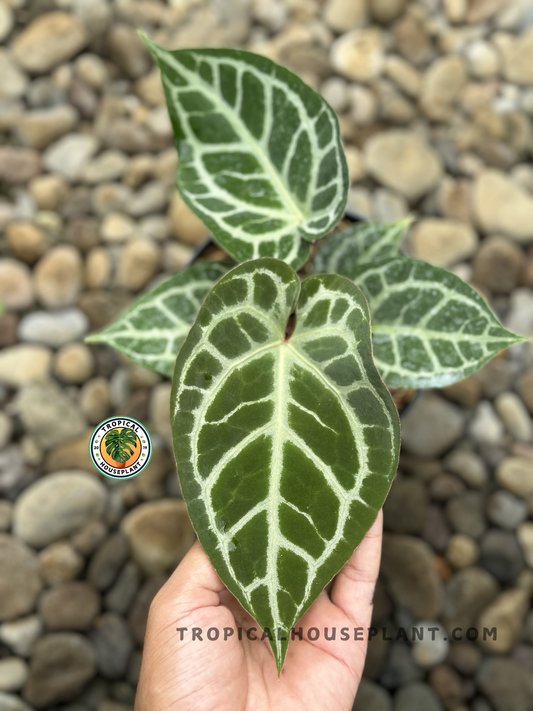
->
86;261;230;377
353;257;527;389
171;258;400;672
142;36;348;269
314;219;411;276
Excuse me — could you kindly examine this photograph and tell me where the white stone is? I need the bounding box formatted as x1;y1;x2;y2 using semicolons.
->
331;29;384;83
412;621;449;667
18;309;89;348
465;39;501;78
0;691;33;711
0;616;42;657
43;133;99;181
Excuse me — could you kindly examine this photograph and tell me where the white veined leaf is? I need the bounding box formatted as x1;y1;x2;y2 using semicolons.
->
314;218;412;276
86;261;230;377
141;35;349;269
353;257;527;389
171;258;400;672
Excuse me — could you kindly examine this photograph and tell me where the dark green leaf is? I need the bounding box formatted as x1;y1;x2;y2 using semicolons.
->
171;258;400;672
141;35;349;269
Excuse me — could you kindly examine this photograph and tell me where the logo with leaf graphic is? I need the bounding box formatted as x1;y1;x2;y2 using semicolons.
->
89;417;152;479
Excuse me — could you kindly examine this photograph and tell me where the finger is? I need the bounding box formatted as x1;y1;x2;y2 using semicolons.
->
155;540;226;617
329;510;383;625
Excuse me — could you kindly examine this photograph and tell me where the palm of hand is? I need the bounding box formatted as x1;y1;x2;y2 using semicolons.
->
135;512;382;711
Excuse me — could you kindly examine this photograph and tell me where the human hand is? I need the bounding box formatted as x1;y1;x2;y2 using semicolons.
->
135;510;383;711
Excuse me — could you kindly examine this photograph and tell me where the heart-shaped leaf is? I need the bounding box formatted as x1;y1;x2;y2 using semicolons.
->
314;218;411;276
171;258;400;672
86;261;230;377
353;257;527;389
141;35;348;269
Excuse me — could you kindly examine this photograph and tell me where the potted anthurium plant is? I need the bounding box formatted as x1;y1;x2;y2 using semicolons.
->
87;36;527;673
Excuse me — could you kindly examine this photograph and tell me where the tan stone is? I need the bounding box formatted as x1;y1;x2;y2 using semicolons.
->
496;457;533;498
500;28;533;85
29;175;69;212
54;343;94;385
472;236;523;294
410;218;478;267
477;588;529;653
85;247;112;290
0;258;34;310
473;169;533;243
6;221;49;265
331;28;384;83
323;0;367;32
420;55;468;121
0;344;52;388
34;245;83;308
12;12;88;74
116;238;161;292
0;147;41;183
122;500;196;575
168;193;210;246
15;106;78;150
369;0;406;23
384;55;422;97
135;69;166;107
364;130;443;202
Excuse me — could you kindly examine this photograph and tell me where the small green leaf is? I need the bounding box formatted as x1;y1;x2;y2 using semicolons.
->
171;258;400;672
141;35;348;269
86;261;230;377
314;218;412;277
353;257;527;389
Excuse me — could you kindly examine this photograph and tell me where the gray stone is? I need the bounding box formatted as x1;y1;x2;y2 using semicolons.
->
476;657;533;711
13;471;107;549
18;309;89;348
89;614;133;680
445;491;487;540
353;677;392;710
442;567;499;632
14;381;86;450
400;394;464;458
380;642;423;690
479;529;524;583
23;633;96;708
0;147;41;184
88;533;129;592
486;490;528;530
104;562;141;615
383;476;429;534
128;576;166;646
444;450;488;488
380;535;442;619
0;535;42;622
393;682;443;711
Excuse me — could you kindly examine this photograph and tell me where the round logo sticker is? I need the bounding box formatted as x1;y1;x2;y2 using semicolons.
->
89;417;152;479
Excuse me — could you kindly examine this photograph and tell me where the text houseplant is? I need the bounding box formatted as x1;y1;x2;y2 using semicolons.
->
87;37;527;673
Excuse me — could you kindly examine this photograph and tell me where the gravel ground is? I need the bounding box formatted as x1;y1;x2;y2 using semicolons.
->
0;1;533;710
